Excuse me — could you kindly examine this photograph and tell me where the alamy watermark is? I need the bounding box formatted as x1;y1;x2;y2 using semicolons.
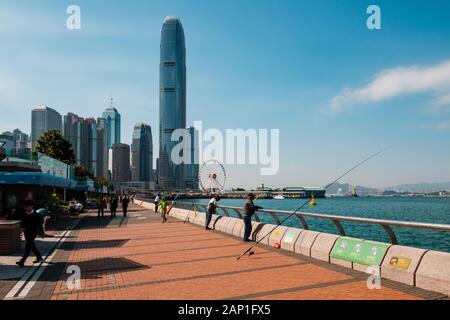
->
66;265;81;290
171;121;280;176
367;5;381;30
66;5;81;30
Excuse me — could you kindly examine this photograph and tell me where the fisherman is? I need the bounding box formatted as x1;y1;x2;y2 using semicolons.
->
243;193;263;242
206;195;220;230
16;200;44;267
154;194;161;213
160;197;168;223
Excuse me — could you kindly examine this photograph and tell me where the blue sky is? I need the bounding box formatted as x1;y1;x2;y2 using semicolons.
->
1;0;450;189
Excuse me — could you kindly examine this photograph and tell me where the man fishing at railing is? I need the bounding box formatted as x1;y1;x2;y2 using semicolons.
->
243;193;263;242
206;195;221;230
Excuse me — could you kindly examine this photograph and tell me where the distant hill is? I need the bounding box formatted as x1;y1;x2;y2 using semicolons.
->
386;182;450;193
326;182;379;196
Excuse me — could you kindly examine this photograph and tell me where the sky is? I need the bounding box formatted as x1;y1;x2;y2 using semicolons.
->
0;0;450;189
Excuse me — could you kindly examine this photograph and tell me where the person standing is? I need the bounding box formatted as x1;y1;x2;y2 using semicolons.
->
110;196;118;217
122;196;130;217
160;197;168;223
154;194;161;213
97;196;105;218
243;193;263;242
206;195;220;230
16;200;44;267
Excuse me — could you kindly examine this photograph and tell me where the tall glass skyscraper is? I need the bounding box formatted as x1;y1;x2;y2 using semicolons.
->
131;123;153;182
185;126;200;190
158;16;186;190
102;99;121;150
31;106;62;150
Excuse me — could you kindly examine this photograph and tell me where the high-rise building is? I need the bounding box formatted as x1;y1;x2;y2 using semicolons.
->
158;16;187;191
102;99;121;150
83;118;98;177
96;118;108;179
62;114;108;179
13;129;30;150
131;123;153;182
31;106;62;150
111;143;131;186
63;113;84;165
185;126;200;190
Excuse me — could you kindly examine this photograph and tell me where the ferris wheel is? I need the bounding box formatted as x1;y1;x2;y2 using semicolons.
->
199;160;226;195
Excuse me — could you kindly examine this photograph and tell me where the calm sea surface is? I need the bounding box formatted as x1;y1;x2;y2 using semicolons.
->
181;197;450;252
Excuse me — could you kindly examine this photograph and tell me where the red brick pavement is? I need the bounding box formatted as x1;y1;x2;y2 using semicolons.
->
38;205;438;300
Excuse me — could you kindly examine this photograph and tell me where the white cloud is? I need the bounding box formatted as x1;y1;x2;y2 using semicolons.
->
330;60;450;112
435;122;450;130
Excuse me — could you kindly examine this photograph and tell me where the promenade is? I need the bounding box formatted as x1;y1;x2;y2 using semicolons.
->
0;204;447;300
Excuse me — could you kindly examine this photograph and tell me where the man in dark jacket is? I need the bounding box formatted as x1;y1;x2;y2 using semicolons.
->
16;200;44;267
243;193;263;242
122;196;130;217
110;196;118;217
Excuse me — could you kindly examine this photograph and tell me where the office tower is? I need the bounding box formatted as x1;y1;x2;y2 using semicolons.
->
131;123;153;182
111;143;131;186
83;118;98;177
96;118;108;179
102;99;121;150
13;129;29;150
31;106;62;150
158;16;187;190
185;126;200;190
63;113;84;166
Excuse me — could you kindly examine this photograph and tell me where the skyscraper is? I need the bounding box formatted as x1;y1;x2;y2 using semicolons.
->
185;126;200;190
83;118;98;177
111;143;131;187
31;106;62;150
158;16;187;190
96;118;108;179
13;129;30;150
102;99;121;150
131;123;153;182
63;114;107;179
63;112;84;165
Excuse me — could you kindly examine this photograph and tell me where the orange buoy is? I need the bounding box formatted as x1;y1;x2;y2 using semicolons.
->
273;242;281;249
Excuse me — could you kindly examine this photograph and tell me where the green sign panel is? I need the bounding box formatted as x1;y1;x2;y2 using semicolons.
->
331;237;390;266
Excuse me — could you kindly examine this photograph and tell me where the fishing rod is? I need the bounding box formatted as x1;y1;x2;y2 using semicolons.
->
236;148;387;261
167;192;183;215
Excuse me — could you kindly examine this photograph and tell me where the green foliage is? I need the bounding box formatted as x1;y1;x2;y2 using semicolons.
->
74;165;92;180
35;130;76;165
96;177;111;187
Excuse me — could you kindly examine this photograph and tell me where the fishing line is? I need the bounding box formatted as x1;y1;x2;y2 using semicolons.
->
236;148;388;261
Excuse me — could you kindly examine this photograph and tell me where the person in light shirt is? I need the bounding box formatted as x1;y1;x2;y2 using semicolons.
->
205;195;221;230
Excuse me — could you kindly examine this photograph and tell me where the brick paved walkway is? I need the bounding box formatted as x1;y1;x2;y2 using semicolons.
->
2;205;446;300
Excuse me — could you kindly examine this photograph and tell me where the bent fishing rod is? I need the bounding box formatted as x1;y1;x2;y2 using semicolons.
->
236;148;387;261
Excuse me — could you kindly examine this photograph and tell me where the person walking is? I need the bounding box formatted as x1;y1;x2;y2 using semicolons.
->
16;200;44;267
160;197;168;223
206;195;220;230
122;196;130;217
154;194;161;213
97;196;105;218
110;196;118;217
243;193;263;242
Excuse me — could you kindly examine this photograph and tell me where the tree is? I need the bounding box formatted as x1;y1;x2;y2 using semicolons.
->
74;166;91;180
96;177;111;188
35;130;76;165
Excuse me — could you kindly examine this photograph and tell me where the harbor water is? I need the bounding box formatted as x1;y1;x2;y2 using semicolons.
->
183;197;450;253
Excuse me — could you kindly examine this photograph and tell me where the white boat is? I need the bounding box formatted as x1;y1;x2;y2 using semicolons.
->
273;195;285;200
